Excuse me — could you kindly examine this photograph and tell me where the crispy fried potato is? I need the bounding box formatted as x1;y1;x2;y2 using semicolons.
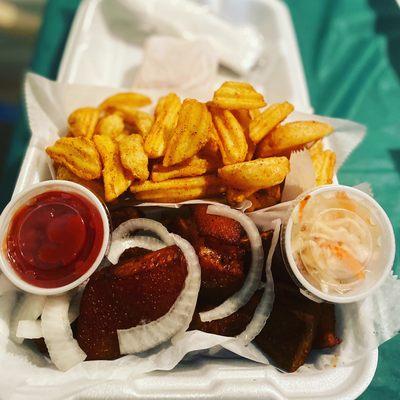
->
210;108;248;165
163;99;210;167
55;165;105;201
249;108;261;119
118;134;149;182
68;107;99;139
46;137;102;180
131;175;224;203
226;187;256;206
308;139;324;158
109;105;153;137
232;109;256;161
144;93;181;158
256;121;334;158
211;81;266;110
247;186;282;211
95;113;125;139
311;149;336;186
99;92;151;110
218;157;290;190
151;156;217;182
94;135;131;202
249;102;294;144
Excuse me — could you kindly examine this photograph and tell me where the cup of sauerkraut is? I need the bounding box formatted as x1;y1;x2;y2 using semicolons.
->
282;185;395;303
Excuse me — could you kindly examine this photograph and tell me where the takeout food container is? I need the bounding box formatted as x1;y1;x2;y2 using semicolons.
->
1;0;391;399
281;184;396;304
0;180;110;295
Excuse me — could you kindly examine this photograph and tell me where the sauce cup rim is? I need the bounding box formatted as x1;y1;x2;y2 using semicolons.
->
0;180;110;295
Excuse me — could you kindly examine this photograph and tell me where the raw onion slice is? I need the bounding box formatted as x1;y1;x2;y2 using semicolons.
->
199;205;264;322
111;218;174;245
10;294;46;343
108;236;165;265
16;294;83;340
41;294;86;371
0;273;17;295
16;320;42;339
237;219;281;344
118;234;201;354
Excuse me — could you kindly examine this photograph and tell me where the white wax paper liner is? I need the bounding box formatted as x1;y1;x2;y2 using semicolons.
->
1;72;397;396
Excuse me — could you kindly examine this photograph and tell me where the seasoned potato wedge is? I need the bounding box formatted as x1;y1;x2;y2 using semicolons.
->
109;105;153;137
144;93;181;158
68;107;99;139
218;157;290;190
94;135;131;202
210;108;248;165
310;149;336;186
249;102;294;144
211;81;266;110
131;175;224;202
256;121;333;157
55;165;105;201
46;137;102;180
95;113;125;139
226;187;257;206
118;134;149;182
247;186;282;211
151;156;217;182
232;109;256;161
99;92;151;110
163;99;210;167
308;139;324;158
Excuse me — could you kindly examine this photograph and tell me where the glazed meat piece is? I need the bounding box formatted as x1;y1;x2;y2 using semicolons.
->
118;247;151;264
190;290;262;336
109;206;143;229
193;205;243;245
77;245;187;360
255;305;317;372
196;237;245;305
313;303;341;349
168;215;199;244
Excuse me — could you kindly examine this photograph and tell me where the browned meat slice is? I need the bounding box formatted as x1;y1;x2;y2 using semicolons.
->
196;238;245;305
193;204;243;245
109;206;143;229
313;303;341;349
168;215;199;243
118;247;152;264
190;291;262;336
255;305;317;372
77;245;187;360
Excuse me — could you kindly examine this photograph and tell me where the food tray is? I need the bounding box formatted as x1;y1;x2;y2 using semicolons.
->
14;0;378;398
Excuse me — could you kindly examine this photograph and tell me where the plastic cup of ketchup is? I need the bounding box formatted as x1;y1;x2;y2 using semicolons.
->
0;180;110;295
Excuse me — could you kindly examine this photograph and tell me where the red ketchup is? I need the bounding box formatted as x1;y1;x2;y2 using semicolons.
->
5;191;104;288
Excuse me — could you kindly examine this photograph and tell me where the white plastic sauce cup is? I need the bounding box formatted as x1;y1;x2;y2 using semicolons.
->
0;180;110;295
281;185;395;303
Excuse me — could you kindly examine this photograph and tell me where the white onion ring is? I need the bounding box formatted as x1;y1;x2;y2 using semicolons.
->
199;205;264;322
15;293;83;341
16;320;42;339
10;294;45;344
118;234;201;354
237;219;280;344
107;236;165;265
41;294;86;371
111;218;174;245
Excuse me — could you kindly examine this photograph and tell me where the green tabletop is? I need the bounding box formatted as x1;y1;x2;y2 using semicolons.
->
0;0;399;398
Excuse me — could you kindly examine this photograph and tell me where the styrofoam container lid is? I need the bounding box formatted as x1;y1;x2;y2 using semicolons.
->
283;185;395;303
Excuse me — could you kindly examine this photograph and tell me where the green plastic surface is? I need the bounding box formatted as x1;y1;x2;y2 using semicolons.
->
0;0;399;397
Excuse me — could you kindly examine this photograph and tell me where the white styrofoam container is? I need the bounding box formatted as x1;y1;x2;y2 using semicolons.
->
13;0;377;398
